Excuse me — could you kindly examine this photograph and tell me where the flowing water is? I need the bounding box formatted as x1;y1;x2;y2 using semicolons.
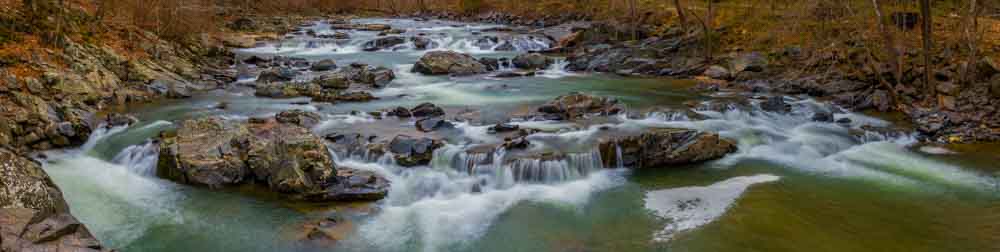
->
37;18;1000;252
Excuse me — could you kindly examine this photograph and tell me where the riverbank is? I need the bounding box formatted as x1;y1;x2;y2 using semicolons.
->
392;10;1000;143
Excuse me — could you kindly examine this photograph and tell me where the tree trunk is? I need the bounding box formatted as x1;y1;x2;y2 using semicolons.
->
920;0;934;96
871;0;902;89
673;0;687;31
963;0;980;85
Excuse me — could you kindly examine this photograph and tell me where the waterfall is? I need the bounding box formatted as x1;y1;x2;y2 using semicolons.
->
615;144;625;169
112;140;160;177
80;124;130;152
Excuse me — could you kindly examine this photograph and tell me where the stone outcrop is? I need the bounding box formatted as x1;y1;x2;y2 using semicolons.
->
512;53;553;70
536;92;624;120
0;148;109;251
411;51;488;76
156;115;388;201
388;135;443;167
598;128;737;169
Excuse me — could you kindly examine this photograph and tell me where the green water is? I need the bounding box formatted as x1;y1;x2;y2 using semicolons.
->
38;18;1000;252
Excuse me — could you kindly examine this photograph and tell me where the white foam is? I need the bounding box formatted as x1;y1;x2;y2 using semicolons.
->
645;174;780;242
353;163;625;252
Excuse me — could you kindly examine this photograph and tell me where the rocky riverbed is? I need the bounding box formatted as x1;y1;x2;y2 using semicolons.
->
4;15;1000;252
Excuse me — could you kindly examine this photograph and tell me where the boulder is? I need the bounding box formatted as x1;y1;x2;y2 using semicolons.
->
301;169;389;201
382;107;410;118
359;24;391;31
598;128;737;168
335;91;377;102
257;67;298;83
359;66;395;88
156;116;381;201
730;52;768;73
415;117;455;132
149;78;192;98
310;59;338;72
229;17;257;31
487;123;519;134
410;36;437;50
362;36;407;51
156;117;251;188
313;73;350;90
704;65;731;80
388;135;443;167
275;109;322;128
411;103;445;118
0;148;108;251
478;57;500;71
536;92;624;120
512;53;553;70
411;51;488;76
761;96;790;113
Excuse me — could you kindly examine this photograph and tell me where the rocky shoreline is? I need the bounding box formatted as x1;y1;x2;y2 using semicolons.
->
396;11;1000;143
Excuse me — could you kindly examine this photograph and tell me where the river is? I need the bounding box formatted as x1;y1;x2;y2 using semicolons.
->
36;18;1000;252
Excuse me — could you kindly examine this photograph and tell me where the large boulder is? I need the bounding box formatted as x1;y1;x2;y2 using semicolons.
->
411;51;488;76
362;36;407;51
156;116;384;201
0;148;108;251
598;128;737;168
156;117;251;188
536;92;624;120
512;53;553;70
388;135;443;167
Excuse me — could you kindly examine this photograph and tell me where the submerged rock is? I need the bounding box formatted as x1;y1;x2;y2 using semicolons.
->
0;148;109;251
536;92;624;120
411;51;488;76
598;128;737;168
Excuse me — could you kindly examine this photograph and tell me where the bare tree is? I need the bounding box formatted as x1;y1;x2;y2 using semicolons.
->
871;0;902;89
919;0;933;96
962;0;982;85
673;0;687;31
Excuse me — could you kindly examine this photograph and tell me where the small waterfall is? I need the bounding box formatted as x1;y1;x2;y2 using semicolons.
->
497;58;514;72
538;58;578;79
504;149;604;184
112;140;160;177
615;144;625;169
80;124;130;152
